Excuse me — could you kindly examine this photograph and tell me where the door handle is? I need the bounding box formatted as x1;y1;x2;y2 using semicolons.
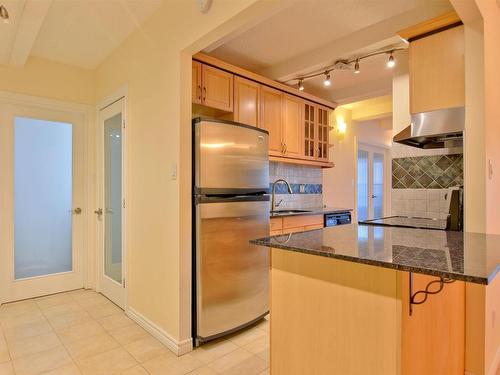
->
372;195;377;199
73;208;82;215
94;208;103;215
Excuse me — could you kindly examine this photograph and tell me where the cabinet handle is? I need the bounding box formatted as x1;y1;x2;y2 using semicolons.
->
284;144;287;154
281;142;285;154
197;85;201;100
203;87;206;101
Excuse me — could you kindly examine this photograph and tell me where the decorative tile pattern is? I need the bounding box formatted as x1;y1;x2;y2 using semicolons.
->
392;154;463;189
269;162;323;209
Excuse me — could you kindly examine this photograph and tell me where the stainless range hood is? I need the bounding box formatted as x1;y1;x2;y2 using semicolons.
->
393;107;464;149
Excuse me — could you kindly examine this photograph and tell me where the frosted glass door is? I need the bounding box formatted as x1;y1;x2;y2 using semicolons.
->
357;150;369;221
104;113;122;284
14;117;73;279
357;146;386;221
373;153;384;219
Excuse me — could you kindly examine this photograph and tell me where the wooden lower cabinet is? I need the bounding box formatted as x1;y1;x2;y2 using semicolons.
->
270;214;324;235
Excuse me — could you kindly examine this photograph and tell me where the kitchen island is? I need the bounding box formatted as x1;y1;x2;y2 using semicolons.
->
252;225;500;375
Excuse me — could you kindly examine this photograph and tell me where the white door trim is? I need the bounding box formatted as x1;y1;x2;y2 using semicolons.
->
96;87;128;309
357;142;390;221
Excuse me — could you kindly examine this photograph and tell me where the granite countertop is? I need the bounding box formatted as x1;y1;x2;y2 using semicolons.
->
270;206;352;218
251;224;500;285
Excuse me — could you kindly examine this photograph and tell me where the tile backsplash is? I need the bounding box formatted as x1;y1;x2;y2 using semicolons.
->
269;162;323;209
391;188;451;220
392;154;463;189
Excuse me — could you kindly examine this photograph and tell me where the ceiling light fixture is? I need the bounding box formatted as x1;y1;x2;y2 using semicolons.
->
323;72;331;86
288;46;404;91
0;5;9;23
387;51;396;68
354;59;360;74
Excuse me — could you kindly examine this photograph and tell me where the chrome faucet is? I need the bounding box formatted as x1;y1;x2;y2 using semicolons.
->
271;178;293;211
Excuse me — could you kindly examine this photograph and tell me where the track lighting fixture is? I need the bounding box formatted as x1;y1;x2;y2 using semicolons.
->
354;60;360;74
387;52;395;68
287;46;403;91
323;72;331;86
0;5;9;23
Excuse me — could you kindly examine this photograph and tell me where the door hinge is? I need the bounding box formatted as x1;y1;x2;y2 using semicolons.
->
122;278;126;288
122;119;126;129
123;198;125;209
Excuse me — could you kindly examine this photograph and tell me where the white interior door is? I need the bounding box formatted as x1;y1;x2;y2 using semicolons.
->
97;98;126;308
0;103;85;303
357;144;386;221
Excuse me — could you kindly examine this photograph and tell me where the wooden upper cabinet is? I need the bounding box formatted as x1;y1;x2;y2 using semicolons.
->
316;106;329;161
192;61;202;105
260;86;283;156
304;103;316;159
234;76;260;127
201;64;233;112
282;94;303;158
410;25;465;114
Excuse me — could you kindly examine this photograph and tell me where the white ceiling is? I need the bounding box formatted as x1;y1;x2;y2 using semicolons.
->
206;0;454;104
0;0;162;69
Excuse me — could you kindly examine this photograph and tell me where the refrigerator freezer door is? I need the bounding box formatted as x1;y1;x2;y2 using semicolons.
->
194;120;269;193
196;199;269;341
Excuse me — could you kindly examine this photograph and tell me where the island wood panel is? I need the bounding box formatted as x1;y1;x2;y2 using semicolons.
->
409;25;465;114
201;64;233;112
234;76;260;127
270;249;400;375
260;86;284;156
192;61;202;105
282;94;304;158
401;272;465;375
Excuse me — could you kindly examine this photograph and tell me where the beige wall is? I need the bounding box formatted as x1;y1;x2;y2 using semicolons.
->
94;0;289;348
475;0;500;236
323;104;392;219
323;108;356;211
463;19;486;233
0;56;95;105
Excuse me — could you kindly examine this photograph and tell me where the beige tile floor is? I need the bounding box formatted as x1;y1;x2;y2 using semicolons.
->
0;290;269;375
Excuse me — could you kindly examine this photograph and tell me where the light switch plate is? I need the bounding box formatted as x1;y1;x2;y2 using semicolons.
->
171;163;177;180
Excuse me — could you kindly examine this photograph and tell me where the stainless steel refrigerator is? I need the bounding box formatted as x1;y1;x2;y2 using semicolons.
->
192;117;269;344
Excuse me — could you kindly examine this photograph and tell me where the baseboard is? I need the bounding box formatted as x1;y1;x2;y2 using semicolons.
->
126;306;193;356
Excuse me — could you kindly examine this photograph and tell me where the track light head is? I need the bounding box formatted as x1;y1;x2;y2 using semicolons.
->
323;71;331;87
298;79;304;91
387;52;395;68
354;60;360;74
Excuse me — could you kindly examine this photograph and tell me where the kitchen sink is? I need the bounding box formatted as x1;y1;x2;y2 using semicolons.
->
270;209;312;215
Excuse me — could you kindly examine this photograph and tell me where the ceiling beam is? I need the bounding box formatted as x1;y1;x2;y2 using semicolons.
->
259;2;453;81
9;0;52;66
